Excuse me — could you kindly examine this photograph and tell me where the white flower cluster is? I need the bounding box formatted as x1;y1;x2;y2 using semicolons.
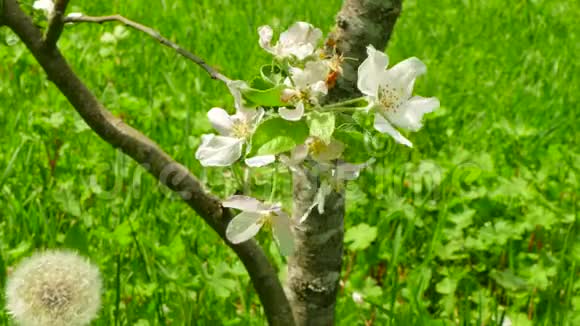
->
195;22;439;256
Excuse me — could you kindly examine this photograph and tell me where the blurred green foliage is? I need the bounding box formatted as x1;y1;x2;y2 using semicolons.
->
0;0;578;325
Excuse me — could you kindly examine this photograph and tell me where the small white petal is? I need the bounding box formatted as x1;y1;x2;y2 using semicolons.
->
66;12;83;18
292;44;316;61
271;211;295;256
223;195;267;212
310;81;328;97
195;134;244;166
386;96;439;131
245;155;276;167
373;113;413;147
280;144;307;172
292;144;308;163
334;162;368;181
258;25;274;51
275;22;322;59
352;292;364;304
207;107;234;135
387;57;426;97
279;101;305;121
357;45;389;97
311;139;345;162
33;0;54;15
315;181;332;214
227;80;255;114
226;211;264;244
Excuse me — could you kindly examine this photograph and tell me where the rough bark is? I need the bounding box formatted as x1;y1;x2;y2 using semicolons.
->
286;1;402;325
1;1;294;325
327;0;402;101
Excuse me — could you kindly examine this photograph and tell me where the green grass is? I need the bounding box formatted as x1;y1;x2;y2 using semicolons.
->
1;0;578;325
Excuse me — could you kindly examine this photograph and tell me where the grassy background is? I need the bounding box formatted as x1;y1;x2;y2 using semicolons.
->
0;0;578;325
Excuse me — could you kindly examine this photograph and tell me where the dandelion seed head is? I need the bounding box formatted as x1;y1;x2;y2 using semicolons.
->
5;250;102;326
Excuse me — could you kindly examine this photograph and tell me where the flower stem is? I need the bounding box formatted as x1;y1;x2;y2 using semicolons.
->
321;96;367;109
318;106;366;113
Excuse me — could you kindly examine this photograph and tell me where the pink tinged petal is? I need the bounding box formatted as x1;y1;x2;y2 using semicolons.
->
373;113;413;147
334;162;368;181
357;46;390;97
386;96;439;131
223;195;267;212
279;101;305;121
225;211;265;244
195;134;244;166
207;108;234;135
227;80;255;114
292;144;308;163
387;57;427;97
258;25;274;51
271;212;295;256
245;155;276;167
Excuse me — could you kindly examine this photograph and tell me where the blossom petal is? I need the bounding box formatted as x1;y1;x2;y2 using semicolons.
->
386;96;439;131
223;195;268;212
357;45;389;97
373;113;413;147
387;57;426;97
245;155;276;167
207;108;234;135
279;101;305;121
292;144;309;163
258;25;274;52
280;144;307;172
311;139;345;162
299;181;332;223
227;80;255;115
334;162;369;181
277;22;322;60
226;211;264;244
272;212;295;256
195;134;244;166
33;0;54;15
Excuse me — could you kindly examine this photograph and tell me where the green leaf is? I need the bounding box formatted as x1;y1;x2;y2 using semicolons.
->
344;223;377;251
333;129;372;163
490;269;529;292
241;84;287;107
249;117;309;156
260;64;284;85
435;277;458;294
307;112;335;144
64;222;89;256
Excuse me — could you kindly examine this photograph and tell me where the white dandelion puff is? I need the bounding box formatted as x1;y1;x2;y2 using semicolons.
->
5;250;102;326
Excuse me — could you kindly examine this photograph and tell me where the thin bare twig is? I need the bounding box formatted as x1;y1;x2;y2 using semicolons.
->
45;0;70;47
64;14;230;83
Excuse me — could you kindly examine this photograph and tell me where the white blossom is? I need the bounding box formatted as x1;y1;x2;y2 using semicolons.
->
279;60;329;121
5;250;102;326
357;45;439;147
33;0;54;17
66;12;84;19
352;291;365;304
258;22;322;60
224;195;295;255
195;81;275;167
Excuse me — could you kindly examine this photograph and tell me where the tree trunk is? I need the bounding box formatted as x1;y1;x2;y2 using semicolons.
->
285;1;403;325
